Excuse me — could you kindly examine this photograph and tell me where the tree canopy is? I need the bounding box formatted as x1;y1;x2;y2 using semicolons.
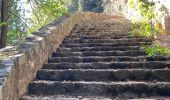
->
0;0;68;48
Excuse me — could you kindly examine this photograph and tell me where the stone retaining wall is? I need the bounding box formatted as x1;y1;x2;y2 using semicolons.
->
0;12;130;100
165;16;170;35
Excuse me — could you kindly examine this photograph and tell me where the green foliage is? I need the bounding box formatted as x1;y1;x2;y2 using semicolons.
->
0;22;7;26
29;0;67;33
2;0;68;45
128;0;170;57
7;0;30;45
142;42;170;57
128;0;156;21
128;21;157;38
128;0;159;38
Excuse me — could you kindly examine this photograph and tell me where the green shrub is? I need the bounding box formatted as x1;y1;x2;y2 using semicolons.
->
128;21;157;38
142;42;170;57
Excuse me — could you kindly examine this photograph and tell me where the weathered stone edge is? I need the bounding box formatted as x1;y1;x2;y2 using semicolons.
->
0;12;128;100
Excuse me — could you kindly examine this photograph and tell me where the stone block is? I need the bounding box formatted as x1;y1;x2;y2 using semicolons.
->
165;16;170;35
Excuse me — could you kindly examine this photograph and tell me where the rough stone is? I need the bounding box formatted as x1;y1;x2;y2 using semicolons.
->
0;12;130;100
165;16;170;35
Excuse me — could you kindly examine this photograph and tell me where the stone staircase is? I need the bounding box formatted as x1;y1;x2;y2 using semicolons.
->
20;21;170;99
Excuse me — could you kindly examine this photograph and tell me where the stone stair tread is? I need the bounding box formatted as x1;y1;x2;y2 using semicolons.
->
66;35;148;39
30;80;170;85
50;56;148;58
58;46;140;48
56;46;141;51
52;53;170;61
20;95;113;100
62;38;152;43
72;32;124;34
66;37;141;40
52;50;146;57
43;61;170;69
46;61;170;63
62;41;151;44
49;56;170;62
20;95;170;100
60;43;151;47
56;46;142;52
54;50;146;52
37;69;170;82
38;69;170;71
49;56;148;63
75;32;124;34
29;81;170;97
64;38;151;40
61;42;151;45
64;37;152;41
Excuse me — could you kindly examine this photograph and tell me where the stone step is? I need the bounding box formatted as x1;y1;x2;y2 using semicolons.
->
75;26;123;28
20;95;114;100
74;31;124;34
66;35;145;39
43;61;170;69
71;29;123;35
60;42;152;47
48;56;147;63
29;81;170;97
20;95;170;100
56;46;141;52
78;26;122;28
52;50;146;57
36;69;170;82
64;37;151;41
62;38;152;44
73;29;125;32
49;56;170;63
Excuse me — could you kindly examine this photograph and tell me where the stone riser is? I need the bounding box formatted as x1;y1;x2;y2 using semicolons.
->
74;25;125;28
56;46;141;52
20;95;170;100
52;50;146;57
60;42;152;47
28;81;170;98
74;29;124;32
62;39;151;44
63;37;151;41
37;69;170;82
66;35;143;39
20;95;116;100
48;56;147;63
48;56;170;63
43;62;170;69
71;33;129;36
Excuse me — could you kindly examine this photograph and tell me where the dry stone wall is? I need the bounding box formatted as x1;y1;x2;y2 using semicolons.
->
0;12;130;100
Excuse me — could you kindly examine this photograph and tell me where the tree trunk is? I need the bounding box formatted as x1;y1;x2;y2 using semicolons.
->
0;0;9;48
